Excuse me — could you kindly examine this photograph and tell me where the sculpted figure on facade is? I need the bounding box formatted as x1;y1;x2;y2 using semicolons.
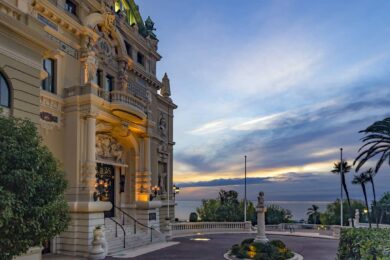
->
161;73;171;97
159;113;167;138
96;134;123;162
85;52;99;83
118;59;129;90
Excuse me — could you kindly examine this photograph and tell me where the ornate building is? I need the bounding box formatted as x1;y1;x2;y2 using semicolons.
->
0;0;176;256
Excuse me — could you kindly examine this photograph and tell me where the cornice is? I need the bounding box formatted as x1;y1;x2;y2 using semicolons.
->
32;0;98;40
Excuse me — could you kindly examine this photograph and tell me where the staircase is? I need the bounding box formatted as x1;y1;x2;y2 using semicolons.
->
104;208;166;254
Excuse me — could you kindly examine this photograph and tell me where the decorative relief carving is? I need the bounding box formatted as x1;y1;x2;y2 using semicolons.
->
40;112;58;123
96;134;123;163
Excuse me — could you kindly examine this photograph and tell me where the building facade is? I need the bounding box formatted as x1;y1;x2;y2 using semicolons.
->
0;0;176;256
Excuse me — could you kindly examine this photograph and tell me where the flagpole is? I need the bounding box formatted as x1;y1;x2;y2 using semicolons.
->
244;155;247;222
340;148;343;227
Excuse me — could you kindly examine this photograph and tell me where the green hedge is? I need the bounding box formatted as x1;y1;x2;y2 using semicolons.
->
337;228;390;260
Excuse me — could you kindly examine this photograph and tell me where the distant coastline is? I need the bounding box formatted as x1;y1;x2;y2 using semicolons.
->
175;200;331;221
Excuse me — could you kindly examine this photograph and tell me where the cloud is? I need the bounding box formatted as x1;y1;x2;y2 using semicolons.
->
189;120;227;135
175;85;390;177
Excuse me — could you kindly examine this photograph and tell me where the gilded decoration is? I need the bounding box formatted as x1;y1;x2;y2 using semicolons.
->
96;134;123;163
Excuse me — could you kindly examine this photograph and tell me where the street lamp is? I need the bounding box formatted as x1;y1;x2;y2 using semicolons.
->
150;185;160;200
173;184;180;198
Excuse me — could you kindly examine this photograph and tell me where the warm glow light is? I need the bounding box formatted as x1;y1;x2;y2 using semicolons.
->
190;238;210;241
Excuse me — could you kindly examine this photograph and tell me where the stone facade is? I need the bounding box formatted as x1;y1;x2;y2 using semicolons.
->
0;0;176;257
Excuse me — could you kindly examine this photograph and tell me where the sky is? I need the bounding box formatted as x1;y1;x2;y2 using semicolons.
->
137;1;390;202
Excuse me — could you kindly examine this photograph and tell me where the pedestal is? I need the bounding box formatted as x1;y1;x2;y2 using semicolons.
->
254;207;269;243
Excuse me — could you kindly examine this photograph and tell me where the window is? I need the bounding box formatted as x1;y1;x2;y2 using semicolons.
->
42;58;56;94
137;52;144;66
0;73;10;108
65;0;77;15
125;41;132;58
105;74;114;92
92;69;102;87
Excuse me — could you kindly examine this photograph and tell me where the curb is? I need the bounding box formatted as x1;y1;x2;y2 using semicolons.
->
224;250;303;260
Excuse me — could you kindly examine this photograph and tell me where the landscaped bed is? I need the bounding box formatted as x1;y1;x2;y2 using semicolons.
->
337;228;390;259
227;238;297;260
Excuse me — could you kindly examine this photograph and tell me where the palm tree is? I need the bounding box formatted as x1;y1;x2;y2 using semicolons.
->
331;160;354;227
354;117;390;173
363;168;378;227
307;204;320;224
352;173;371;228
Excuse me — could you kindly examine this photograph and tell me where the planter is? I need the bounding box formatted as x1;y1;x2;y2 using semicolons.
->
224;250;303;260
13;247;42;260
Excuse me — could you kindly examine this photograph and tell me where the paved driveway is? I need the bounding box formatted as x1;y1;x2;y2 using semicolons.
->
110;233;338;260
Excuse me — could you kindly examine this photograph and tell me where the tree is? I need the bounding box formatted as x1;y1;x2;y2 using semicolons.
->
0;116;70;259
196;190;256;223
331;160;354;227
189;212;198;222
354;117;390;174
378;192;390;224
320;200;365;225
265;204;292;225
363;168;378;227
352;173;371;228
307;204;320;224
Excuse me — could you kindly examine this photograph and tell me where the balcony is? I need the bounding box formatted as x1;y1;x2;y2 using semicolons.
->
64;85;147;123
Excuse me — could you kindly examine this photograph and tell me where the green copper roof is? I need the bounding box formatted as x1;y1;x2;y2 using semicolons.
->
115;0;158;40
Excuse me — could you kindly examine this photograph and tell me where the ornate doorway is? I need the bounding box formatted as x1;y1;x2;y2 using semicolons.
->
96;163;115;218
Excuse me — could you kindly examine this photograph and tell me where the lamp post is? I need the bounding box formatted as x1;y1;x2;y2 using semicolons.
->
173;184;180;199
244;155;247;222
340;148;344;227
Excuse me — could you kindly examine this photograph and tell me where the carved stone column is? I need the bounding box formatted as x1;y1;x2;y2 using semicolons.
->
83;114;97;196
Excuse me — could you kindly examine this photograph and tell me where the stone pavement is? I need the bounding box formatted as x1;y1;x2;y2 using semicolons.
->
107;233;339;260
44;232;338;260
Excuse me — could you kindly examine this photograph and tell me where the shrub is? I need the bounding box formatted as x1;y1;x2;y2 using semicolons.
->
0;116;70;259
232;238;294;259
337;228;390;260
189;212;198;222
231;244;240;255
241;238;254;246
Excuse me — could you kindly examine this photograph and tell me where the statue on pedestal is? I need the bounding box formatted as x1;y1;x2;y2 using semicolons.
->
254;191;269;243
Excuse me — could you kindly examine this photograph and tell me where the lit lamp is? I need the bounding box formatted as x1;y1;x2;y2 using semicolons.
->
173;184;180;198
151;185;160;200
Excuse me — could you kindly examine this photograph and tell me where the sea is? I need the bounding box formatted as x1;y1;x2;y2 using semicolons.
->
175;200;331;222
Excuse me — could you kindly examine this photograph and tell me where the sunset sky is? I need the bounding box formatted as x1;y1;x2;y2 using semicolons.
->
138;1;390;201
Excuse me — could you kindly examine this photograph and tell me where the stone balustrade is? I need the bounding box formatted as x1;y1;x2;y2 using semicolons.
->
64;85;147;113
110;90;146;112
171;221;252;237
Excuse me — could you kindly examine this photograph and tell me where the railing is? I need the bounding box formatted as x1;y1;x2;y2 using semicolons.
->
171;221;252;237
64;85;147;113
265;223;335;237
107;217;126;248
114;206;163;243
110;91;146;112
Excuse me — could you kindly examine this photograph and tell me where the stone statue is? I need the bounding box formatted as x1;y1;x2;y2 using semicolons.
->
103;12;115;32
145;16;157;40
86;52;99;83
257;191;265;208
118;60;128;90
159;113;167;138
354;209;360;227
161;73;171;97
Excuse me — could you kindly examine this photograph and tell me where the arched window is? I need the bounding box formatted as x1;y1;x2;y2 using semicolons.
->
0;72;10;108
